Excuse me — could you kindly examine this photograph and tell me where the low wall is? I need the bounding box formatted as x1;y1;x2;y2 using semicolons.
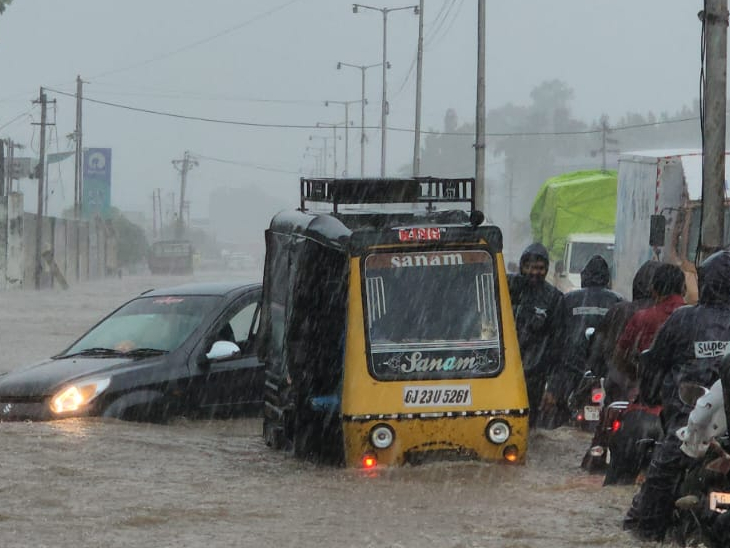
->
0;193;117;290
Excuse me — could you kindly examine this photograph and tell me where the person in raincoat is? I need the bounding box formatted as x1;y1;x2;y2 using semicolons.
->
613;262;686;395
540;254;623;428
585;260;660;403
624;249;730;542
507;243;562;427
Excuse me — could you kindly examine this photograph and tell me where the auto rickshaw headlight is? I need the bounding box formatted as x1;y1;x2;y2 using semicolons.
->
370;424;395;449
485;419;511;444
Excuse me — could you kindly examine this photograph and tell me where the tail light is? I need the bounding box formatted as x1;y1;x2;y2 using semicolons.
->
361;453;377;469
591;388;605;404
611;419;621;433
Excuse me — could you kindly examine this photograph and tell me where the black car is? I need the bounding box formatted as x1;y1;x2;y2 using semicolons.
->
0;282;263;422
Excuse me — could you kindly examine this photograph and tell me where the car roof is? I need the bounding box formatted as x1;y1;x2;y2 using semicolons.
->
139;281;261;298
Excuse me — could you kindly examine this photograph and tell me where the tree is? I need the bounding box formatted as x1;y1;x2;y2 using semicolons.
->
0;0;13;15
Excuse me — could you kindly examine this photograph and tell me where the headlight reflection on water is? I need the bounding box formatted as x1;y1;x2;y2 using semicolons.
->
49;378;111;414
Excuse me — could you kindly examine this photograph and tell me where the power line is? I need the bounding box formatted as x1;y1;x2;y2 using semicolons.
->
90;0;305;80
0;109;33;131
190;152;302;175
44;86;701;137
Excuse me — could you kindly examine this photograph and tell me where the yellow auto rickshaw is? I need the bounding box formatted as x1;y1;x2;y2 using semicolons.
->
258;177;528;467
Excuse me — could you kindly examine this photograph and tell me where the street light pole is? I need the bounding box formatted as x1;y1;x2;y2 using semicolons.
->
325;99;364;177
337;61;385;177
309;135;330;177
413;0;424;176
353;3;418;177
316;122;347;177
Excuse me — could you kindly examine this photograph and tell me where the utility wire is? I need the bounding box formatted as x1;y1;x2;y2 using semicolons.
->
190;152;301;175
90;0;305;80
0;109;33;131
44;87;701;137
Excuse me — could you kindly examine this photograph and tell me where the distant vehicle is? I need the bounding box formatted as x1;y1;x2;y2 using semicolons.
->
530;170;617;293
0;282;263;422
148;239;194;275
614;150;730;304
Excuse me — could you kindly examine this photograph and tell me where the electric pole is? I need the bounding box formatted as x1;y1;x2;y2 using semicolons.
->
475;0;486;212
74;75;83;219
32;88;55;289
412;0;424;176
172;151;197;239
700;1;728;259
591;116;619;172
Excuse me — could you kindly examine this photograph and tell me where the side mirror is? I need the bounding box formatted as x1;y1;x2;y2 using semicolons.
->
650;215;666;247
205;340;241;363
678;382;709;407
555;259;566;276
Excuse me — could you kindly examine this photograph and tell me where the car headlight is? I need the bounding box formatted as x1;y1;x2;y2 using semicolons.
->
485;419;511;444
369;424;395;449
50;377;111;414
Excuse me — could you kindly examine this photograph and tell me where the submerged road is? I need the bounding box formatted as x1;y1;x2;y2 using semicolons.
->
0;270;660;547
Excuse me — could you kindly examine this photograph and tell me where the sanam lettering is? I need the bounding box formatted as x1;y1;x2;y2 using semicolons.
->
390;253;463;268
694;341;730;358
398;351;478;373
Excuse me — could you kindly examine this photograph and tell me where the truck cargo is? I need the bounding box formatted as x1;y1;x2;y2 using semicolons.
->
614;149;730;304
529;170;617;293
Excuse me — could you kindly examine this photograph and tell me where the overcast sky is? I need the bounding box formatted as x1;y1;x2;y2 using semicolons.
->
0;0;710;221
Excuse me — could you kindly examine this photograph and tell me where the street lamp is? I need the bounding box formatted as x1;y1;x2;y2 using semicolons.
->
337;61;388;177
324;99;364;177
315;122;347;177
352;3;418;177
309;135;331;177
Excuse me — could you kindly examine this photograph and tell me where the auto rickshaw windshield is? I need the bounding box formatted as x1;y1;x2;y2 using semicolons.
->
364;249;502;381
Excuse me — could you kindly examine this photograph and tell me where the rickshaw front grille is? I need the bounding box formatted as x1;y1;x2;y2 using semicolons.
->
343;407;529;422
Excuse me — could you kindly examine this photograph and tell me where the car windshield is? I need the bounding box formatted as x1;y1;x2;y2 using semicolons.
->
569;242;614;273
363;249;502;381
60;294;221;356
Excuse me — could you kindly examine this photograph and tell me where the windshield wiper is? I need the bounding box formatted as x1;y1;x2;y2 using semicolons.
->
56;347;125;359
123;348;168;357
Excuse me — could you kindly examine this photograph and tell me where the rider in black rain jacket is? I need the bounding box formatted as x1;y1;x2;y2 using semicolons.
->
541;254;623;428
508;243;562;426
625;249;730;542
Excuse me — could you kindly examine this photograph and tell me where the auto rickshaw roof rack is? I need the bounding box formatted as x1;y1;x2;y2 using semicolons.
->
300;177;475;214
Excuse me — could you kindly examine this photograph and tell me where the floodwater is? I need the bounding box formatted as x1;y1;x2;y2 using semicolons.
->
0;271;663;547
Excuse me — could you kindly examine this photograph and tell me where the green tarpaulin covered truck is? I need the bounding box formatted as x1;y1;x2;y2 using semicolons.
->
530;170;617;292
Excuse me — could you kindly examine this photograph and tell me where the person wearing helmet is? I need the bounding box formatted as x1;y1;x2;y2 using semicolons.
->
540;254;623;429
508;243;562;427
624;250;730;542
585;260;660;403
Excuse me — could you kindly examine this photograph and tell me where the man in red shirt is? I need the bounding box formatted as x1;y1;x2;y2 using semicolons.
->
614;263;686;397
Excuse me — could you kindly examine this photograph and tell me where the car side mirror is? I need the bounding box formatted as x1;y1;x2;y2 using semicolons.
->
204;341;241;364
555;259;566;277
650;215;666;247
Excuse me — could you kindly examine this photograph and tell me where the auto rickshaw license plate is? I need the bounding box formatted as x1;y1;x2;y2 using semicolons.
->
403;385;472;407
584;405;600;421
709;491;730;513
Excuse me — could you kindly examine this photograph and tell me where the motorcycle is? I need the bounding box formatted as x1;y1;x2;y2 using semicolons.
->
670;380;730;547
567;328;604;432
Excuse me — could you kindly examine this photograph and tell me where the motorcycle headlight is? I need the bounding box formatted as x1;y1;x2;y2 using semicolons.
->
50;377;111;414
369;424;395;449
485;419;511;444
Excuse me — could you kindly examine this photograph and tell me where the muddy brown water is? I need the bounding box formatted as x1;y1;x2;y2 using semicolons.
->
0;271;665;547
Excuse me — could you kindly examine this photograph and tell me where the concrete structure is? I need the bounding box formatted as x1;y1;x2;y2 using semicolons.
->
0;192;117;290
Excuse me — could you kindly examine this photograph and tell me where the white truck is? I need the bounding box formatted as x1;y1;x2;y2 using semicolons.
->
614;149;730;304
